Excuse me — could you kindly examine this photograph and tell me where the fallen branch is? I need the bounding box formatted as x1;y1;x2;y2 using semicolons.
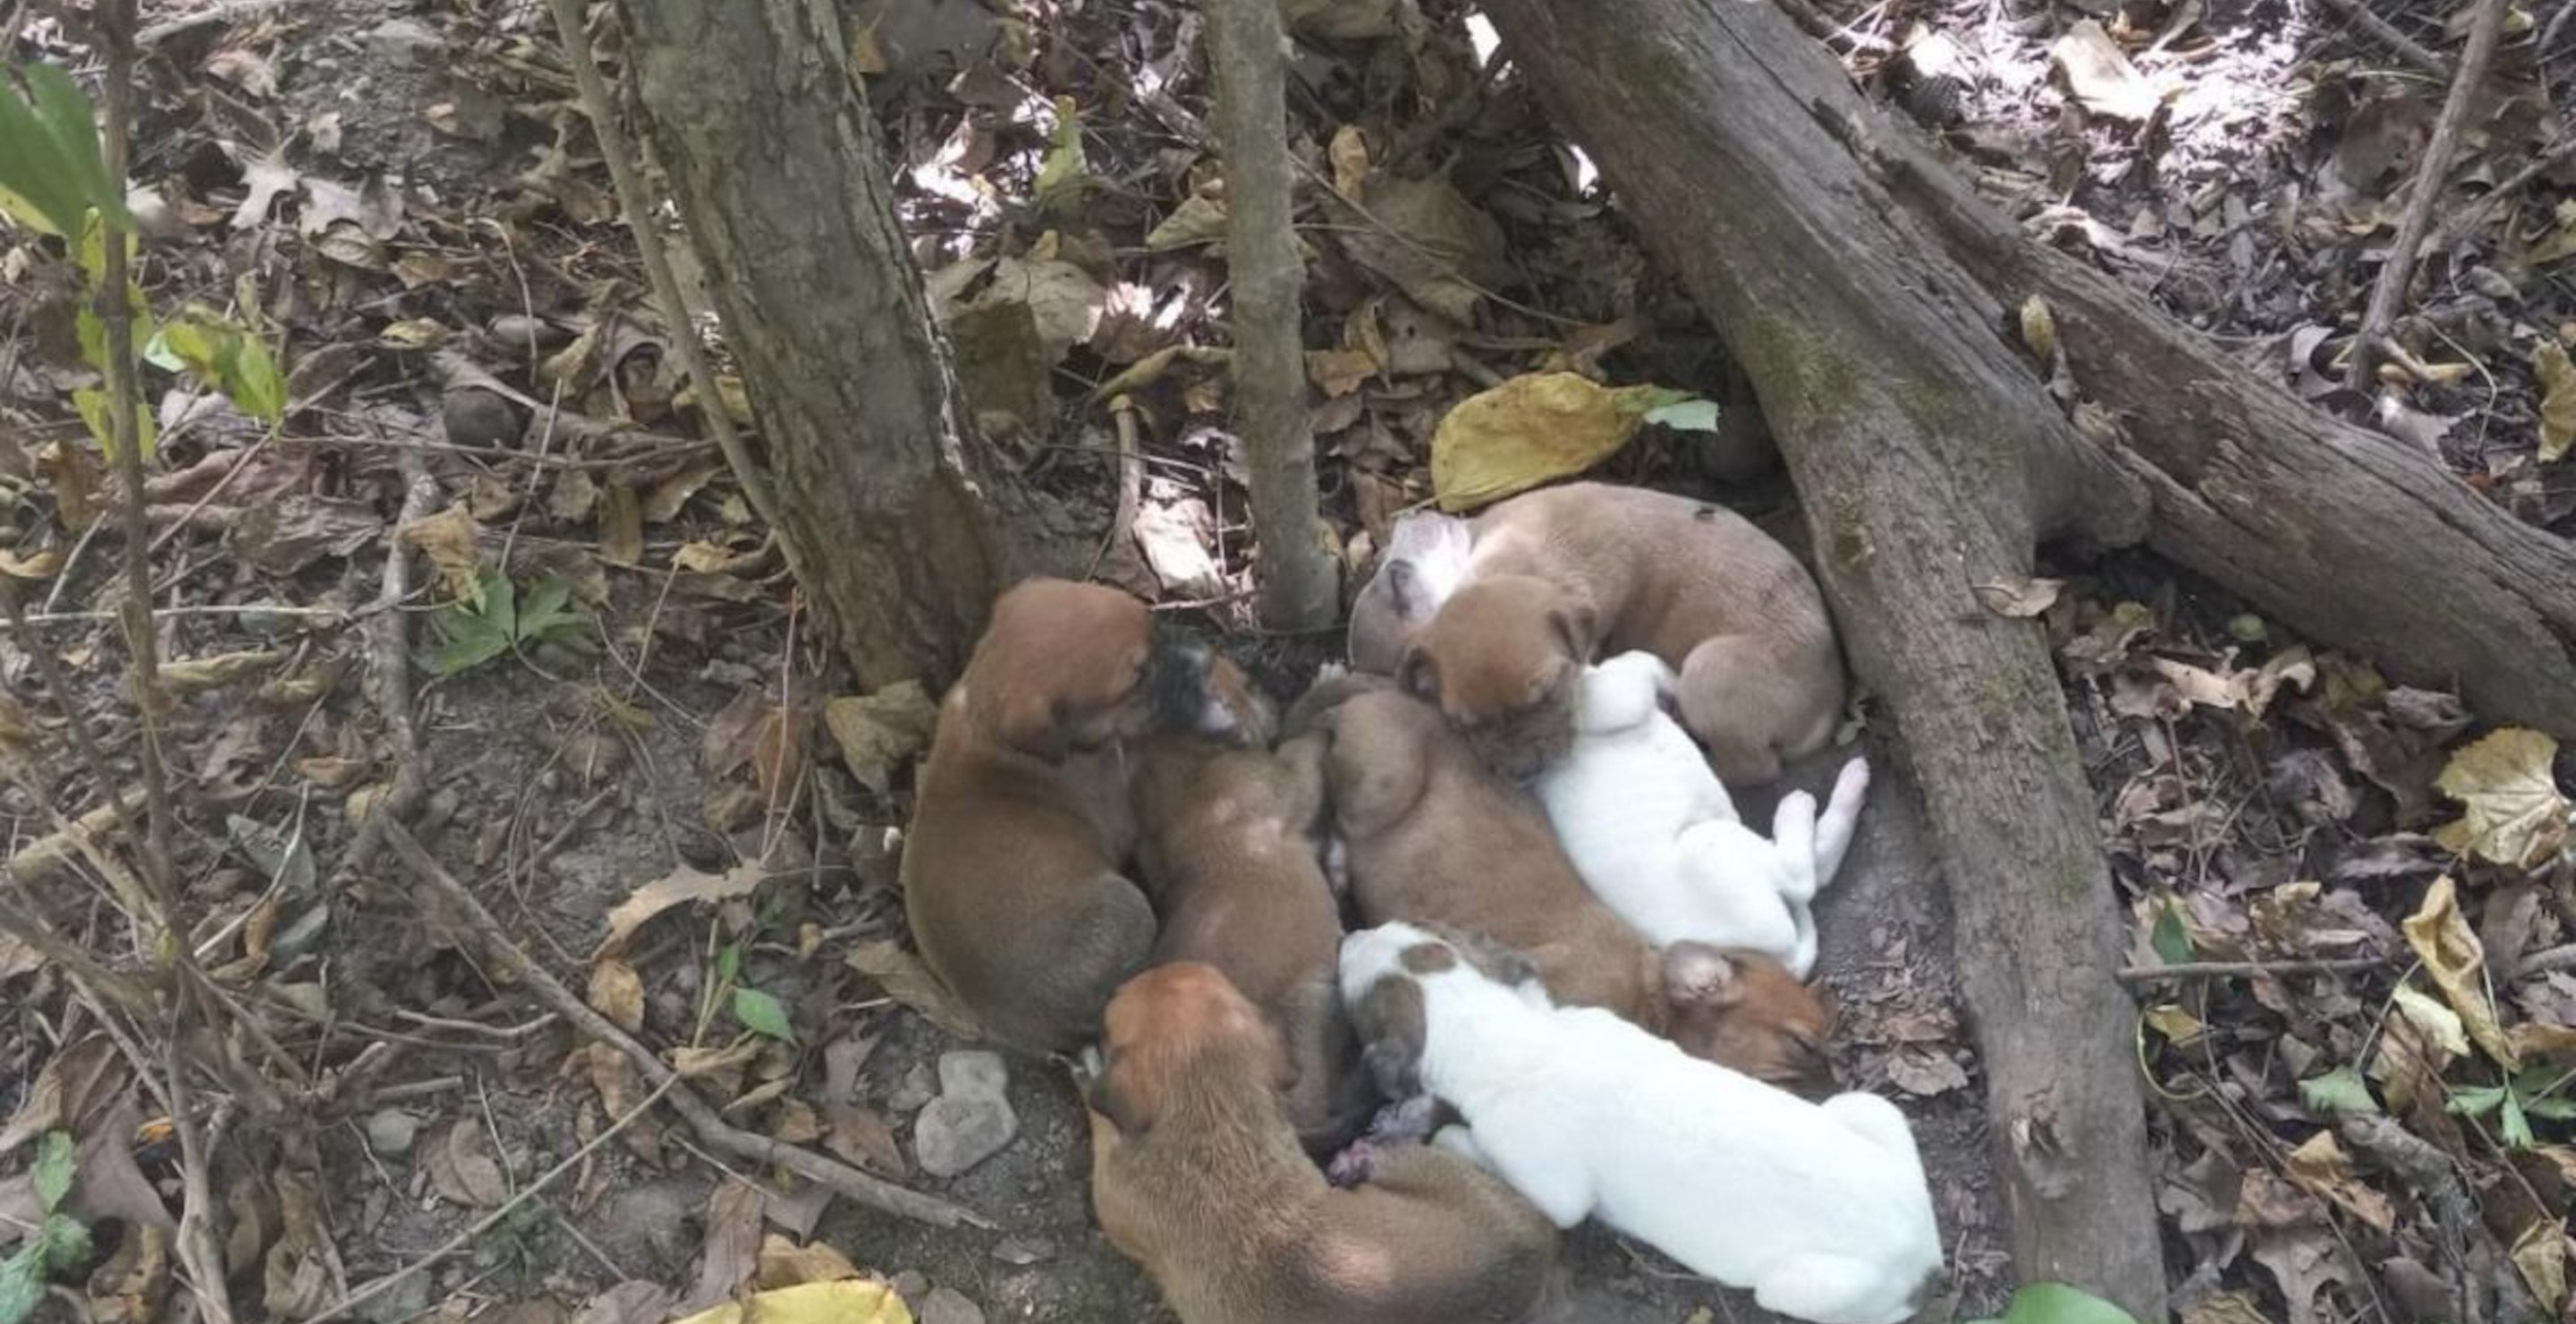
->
2341;1115;2531;1324
2313;0;2453;79
331;429;438;885
377;819;990;1230
2348;0;2509;387
2118;956;2385;981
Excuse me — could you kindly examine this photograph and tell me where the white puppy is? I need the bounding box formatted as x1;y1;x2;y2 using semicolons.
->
1535;650;1868;978
1339;921;1941;1324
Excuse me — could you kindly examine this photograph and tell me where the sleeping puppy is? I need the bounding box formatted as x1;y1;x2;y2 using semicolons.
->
1086;962;1557;1324
1399;482;1844;785
902;578;1263;1056
1345;510;1475;675
1130;734;1374;1155
1341;923;1942;1324
1536;651;1871;980
1304;683;1831;1092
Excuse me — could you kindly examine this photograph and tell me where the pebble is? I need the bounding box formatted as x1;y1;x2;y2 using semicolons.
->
991;1235;1055;1266
442;386;521;450
911;1050;1016;1178
919;1288;985;1324
364;1109;419;1157
887;1061;938;1113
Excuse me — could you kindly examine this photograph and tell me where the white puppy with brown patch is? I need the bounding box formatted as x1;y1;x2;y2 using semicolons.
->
1338;920;1942;1324
1534;651;1868;979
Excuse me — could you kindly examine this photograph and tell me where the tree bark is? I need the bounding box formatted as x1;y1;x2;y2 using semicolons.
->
1206;0;1339;631
614;0;1018;688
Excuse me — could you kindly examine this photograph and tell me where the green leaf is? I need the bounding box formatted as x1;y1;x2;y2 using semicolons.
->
0;64;131;238
72;386;157;462
0;1243;45;1324
30;1131;73;1212
2299;1067;2380;1119
2524;1095;2576;1123
2504;1090;2537;1149
35;1214;87;1268
1031;98;1088;213
733;987;792;1041
1970;1282;2142;1324
715;942;741;984
1643;398;1723;432
157;310;286;425
2150;898;2194;966
2449;1084;2509;1118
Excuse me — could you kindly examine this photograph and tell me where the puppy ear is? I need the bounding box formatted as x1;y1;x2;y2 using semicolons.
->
1385;559;1419;615
1084;1049;1157;1136
1547;602;1599;662
1360;1035;1420;1099
996;690;1072;761
1663;943;1743;1007
1399;647;1440;701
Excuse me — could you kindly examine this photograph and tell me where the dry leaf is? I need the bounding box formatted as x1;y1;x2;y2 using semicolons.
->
2284;1132;2394;1232
597;862;763;956
2019;295;2059;363
588;959;646;1033
261;1171;343;1319
1431;372;1678;512
2514;1219;2568;1314
400;505;483;598
755;1233;862;1289
599;481;644;565
679;1180;767;1316
845;940;983;1040
2402;876;2516;1067
1336;172;1508;324
0;545;64;578
666;1280;913;1324
2052;20;2160;121
160;649;284;695
1973;576;2064;618
822;683;939;798
1144;191;1228;250
823;1102;906;1175
2436;727;2569;869
426;1119;511;1208
2536;342;2576;463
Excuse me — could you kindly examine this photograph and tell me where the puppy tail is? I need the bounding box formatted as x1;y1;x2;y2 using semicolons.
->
1811;755;1873;890
1283;669;1395;738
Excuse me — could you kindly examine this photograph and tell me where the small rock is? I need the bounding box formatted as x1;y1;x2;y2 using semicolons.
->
991;1235;1055;1266
911;1050;1016;1178
363;17;444;64
888;1270;929;1308
364;1109;419;1157
919;1287;985;1324
887;1061;938;1113
443;386;521;450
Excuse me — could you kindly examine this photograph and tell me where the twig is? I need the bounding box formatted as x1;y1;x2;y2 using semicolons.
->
1083;395;1144;581
2433;127;2576;250
539;0;779;528
96;0;182;923
376;819;991;1230
2519;942;2576;976
135;0;299;46
299;1072;682;1324
0;602;349;630
333;425;438;881
2348;0;2508;388
1203;0;1336;631
2117;956;2385;981
2313;0;2453;78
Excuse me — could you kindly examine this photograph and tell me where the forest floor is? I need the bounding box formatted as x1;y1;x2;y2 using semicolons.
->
4;0;2575;1321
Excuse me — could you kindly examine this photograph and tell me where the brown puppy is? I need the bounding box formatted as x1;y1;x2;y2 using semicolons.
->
1400;482;1843;785
902;578;1261;1056
1087;963;1556;1324
1309;684;1832;1091
1129;734;1373;1155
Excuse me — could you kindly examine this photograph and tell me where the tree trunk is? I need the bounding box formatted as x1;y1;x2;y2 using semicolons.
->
614;0;1018;689
1477;0;2177;1312
1205;0;1339;631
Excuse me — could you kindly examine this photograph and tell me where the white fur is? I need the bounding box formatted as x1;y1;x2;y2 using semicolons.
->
1535;651;1869;978
1339;922;1941;1324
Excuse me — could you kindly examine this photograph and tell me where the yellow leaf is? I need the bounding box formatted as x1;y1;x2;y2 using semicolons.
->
399;506;483;598
666;1278;913;1324
159;649;284;695
1431;372;1672;513
598;481;643;566
0;546;65;579
2515;1219;2568;1315
587;958;644;1033
2538;342;2576;463
2143;1003;2204;1046
2019;294;2058;362
1329;123;1370;199
2402;876;2517;1068
2390;985;2469;1059
756;1233;863;1289
2436;727;2570;869
2285;1131;2396;1232
378;318;448;348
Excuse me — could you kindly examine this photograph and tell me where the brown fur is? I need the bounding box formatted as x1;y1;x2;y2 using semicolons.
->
1309;685;1835;1093
1129;734;1374;1155
1087;963;1556;1324
901;578;1261;1056
1402;483;1845;785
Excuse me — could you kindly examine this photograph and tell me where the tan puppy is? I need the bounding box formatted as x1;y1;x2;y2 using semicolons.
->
1129;734;1373;1155
1400;482;1843;785
1307;684;1833;1092
1086;963;1556;1324
902;578;1262;1056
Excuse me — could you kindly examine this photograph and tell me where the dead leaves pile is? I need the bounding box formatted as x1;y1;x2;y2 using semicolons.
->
2036;581;2576;1324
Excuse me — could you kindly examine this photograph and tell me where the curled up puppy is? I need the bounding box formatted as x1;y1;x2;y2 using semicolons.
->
1086;962;1557;1324
1304;683;1831;1091
901;578;1263;1056
1130;733;1374;1155
1536;651;1871;979
1398;482;1844;785
1340;922;1943;1324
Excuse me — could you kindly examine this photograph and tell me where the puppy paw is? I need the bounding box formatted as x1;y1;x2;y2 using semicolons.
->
1325;1140;1377;1187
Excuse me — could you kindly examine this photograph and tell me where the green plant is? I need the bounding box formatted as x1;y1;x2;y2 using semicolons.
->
0;1132;92;1324
425;570;596;676
1965;1282;2142;1324
2450;1067;2576;1148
